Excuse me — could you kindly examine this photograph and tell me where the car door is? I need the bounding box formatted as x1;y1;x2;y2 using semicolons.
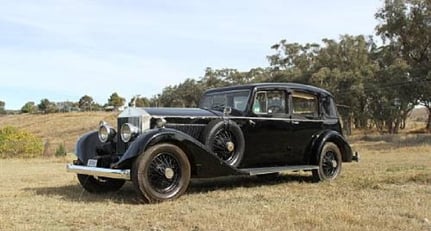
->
288;91;324;164
241;89;293;167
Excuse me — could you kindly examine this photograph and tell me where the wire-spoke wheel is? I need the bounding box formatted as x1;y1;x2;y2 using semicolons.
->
202;120;244;167
312;142;342;182
132;143;191;203
212;129;237;162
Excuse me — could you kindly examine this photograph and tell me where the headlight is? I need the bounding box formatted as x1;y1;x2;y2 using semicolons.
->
98;124;116;143
155;118;167;128
120;123;139;142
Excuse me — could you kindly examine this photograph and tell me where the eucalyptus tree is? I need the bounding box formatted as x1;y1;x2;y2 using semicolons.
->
376;0;431;129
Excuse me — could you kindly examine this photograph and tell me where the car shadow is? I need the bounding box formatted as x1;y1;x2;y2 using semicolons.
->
188;173;314;194
24;173;314;205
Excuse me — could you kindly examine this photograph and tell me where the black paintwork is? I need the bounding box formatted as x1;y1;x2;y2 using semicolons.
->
74;82;353;178
144;107;222;118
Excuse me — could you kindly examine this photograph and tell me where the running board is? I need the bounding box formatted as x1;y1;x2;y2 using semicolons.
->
239;165;318;176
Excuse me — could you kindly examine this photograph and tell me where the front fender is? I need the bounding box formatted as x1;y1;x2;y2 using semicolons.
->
309;130;353;164
74;131;102;164
112;128;243;178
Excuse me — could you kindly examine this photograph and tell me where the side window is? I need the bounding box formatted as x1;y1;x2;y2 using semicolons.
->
322;97;338;118
291;92;318;118
252;90;288;117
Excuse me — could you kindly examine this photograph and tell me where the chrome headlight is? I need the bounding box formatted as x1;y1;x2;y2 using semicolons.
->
120;123;139;142
155;118;167;128
98;123;116;143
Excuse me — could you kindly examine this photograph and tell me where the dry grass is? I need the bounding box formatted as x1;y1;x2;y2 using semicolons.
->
1;138;430;231
0;112;118;155
0;112;430;230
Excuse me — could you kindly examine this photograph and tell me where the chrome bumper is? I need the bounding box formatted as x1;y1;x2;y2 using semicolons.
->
66;164;131;180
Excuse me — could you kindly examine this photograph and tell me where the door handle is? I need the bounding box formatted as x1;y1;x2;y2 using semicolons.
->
292;121;300;125
249;120;256;126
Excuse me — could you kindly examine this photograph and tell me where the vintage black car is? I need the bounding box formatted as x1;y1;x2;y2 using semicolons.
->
67;83;358;203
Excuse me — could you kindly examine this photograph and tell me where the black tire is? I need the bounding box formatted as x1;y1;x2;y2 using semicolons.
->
201;120;245;167
77;174;125;193
312;142;342;182
132;143;191;203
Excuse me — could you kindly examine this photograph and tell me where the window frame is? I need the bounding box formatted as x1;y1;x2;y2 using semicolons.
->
290;91;320;119
251;89;289;117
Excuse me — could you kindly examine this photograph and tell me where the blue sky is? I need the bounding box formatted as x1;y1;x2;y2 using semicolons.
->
0;0;382;110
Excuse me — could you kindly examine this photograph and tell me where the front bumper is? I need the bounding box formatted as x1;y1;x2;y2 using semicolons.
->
66;164;131;180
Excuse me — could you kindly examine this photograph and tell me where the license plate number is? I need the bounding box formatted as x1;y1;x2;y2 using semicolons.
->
87;159;98;167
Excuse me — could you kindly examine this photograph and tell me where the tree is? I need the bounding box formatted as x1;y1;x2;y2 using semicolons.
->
38;99;57;113
21;102;37;113
268;41;320;83
129;96;151;107
107;92;125;110
79;95;94;111
268;36;378;130
312;35;378;129
376;0;431;130
0;100;5;114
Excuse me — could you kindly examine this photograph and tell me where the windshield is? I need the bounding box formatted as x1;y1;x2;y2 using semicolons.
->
200;90;251;112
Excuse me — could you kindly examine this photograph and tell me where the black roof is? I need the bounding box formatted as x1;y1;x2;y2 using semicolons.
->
203;82;333;97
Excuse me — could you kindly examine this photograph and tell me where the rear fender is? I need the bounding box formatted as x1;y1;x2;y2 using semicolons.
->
112;128;243;178
308;130;353;164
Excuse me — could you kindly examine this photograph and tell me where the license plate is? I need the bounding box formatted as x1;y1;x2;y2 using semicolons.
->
87;159;98;167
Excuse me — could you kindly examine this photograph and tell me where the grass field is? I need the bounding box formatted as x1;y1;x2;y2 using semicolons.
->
0;112;430;230
0;136;430;230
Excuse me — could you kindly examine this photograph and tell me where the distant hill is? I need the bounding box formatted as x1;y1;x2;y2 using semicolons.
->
0;112;118;156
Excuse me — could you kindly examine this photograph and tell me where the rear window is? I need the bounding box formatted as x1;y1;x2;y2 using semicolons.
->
322;97;338;118
292;92;318;118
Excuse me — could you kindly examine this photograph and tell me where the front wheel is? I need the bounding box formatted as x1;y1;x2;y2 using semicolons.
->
132;143;191;203
77;174;125;193
312;142;342;182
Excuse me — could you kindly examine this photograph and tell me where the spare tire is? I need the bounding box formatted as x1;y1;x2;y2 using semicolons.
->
201;120;245;167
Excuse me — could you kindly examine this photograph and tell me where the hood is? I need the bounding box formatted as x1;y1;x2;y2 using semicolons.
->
119;107;222;118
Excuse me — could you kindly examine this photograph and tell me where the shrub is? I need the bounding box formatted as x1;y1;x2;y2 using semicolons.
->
55;143;67;157
0;126;44;158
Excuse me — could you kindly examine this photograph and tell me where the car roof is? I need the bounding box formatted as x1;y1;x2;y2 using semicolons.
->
203;82;333;97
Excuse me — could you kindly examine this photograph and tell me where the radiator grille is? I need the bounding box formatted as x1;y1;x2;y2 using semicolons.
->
116;117;142;154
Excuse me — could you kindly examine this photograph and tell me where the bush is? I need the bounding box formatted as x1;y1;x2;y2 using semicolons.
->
55;143;67;157
0;126;44;158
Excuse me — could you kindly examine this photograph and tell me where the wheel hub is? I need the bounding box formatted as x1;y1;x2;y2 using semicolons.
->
331;160;338;168
164;168;175;179
226;141;235;152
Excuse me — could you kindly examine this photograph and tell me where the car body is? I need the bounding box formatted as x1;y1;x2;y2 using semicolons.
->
67;83;358;203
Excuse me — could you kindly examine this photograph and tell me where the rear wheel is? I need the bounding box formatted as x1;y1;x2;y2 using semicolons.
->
132;143;191;203
77;174;125;193
312;142;342;182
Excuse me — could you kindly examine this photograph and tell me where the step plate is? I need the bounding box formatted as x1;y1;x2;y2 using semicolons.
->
239;165;318;176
